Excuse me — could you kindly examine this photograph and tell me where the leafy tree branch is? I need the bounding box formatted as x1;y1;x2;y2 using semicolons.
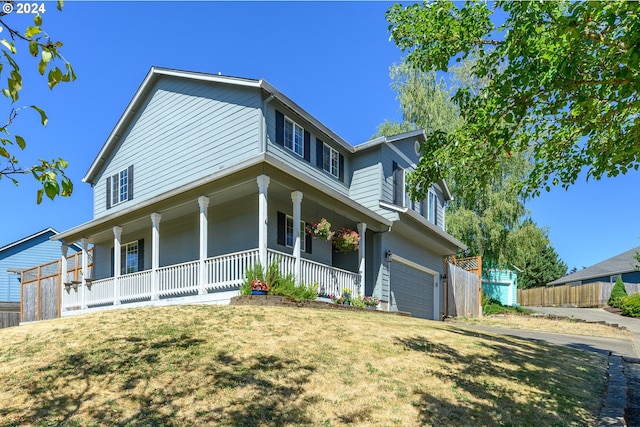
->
0;0;76;203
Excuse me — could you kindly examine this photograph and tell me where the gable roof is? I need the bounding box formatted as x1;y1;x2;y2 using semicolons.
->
0;228;58;253
548;246;640;285
0;228;82;255
83;67;356;184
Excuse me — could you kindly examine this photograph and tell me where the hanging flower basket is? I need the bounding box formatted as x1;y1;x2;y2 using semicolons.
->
332;228;360;253
307;218;333;241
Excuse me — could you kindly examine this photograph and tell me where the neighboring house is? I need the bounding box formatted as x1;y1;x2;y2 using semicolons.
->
548;246;640;287
0;228;80;303
53;67;465;320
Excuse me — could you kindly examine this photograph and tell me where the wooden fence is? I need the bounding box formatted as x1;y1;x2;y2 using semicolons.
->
517;282;640;308
444;256;482;318
20;251;90;323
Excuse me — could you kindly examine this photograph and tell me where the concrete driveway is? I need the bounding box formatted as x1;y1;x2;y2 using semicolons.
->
522;306;640;360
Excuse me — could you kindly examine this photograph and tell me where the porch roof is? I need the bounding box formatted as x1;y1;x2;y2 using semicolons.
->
53;154;393;245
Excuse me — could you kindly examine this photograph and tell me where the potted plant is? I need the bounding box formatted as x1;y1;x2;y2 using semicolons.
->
307;218;333;241
332;228;360;252
330;287;353;305
363;296;379;309
250;279;269;295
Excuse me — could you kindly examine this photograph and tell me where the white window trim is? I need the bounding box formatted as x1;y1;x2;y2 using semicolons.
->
323;143;340;178
285;215;306;252
284;117;304;158
121;240;139;275
111;168;128;206
428;190;437;225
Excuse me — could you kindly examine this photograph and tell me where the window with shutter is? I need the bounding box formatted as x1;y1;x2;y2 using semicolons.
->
108;166;134;208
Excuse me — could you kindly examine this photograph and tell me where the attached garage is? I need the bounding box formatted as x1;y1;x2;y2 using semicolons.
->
389;254;440;320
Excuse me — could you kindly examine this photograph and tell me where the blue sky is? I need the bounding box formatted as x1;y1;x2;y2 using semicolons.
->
0;1;638;271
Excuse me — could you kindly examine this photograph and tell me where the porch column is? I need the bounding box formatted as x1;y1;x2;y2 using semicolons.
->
60;244;68;285
291;191;303;283
151;213;161;301
198;196;209;295
113;226;122;305
257;175;270;267
357;222;367;298
81;238;89;310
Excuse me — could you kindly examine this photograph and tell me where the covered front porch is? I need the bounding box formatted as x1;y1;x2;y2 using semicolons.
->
61;248;361;314
57;169;391;316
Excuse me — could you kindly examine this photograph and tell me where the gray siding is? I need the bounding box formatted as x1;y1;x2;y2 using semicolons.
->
265;102;350;196
350;150;382;212
93;77;262;218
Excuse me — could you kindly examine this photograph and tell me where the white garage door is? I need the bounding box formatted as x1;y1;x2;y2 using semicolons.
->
390;257;438;320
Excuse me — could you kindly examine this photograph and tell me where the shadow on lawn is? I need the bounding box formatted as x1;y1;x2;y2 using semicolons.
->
19;333;316;426
395;326;604;426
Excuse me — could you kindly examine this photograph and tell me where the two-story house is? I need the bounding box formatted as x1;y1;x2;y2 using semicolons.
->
53;67;465;320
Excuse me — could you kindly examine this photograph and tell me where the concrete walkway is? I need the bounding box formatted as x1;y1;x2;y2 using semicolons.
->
523;307;640;427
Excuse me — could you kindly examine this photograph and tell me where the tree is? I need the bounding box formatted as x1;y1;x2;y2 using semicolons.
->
386;1;640;199
0;0;75;203
608;276;628;308
377;60;568;285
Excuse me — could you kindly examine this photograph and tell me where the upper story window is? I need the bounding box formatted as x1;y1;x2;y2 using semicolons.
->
106;165;133;210
112;169;129;206
323;143;340;178
284;117;304;157
428;191;437;225
275;110;310;161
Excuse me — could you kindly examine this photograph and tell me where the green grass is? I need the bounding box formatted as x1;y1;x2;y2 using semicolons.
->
0;305;606;426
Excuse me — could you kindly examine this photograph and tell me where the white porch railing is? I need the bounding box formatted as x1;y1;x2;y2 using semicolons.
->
267;249;360;298
61;248;359;313
119;270;152;302
205;249;259;291
158;260;199;297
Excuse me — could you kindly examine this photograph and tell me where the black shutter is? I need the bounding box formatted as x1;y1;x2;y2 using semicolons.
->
275;110;284;146
277;212;285;246
137;239;144;272
338;153;345;182
305;231;312;254
110;247;114;277
127;165;134;201
106;176;112;210
316;139;324;169
393;162;404;206
303;130;311;162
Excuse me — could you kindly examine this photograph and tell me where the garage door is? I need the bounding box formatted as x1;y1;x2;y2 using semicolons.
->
390;259;436;320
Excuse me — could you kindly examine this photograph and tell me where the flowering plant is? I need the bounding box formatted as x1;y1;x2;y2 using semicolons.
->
332;228;360;252
307;218;333;241
363;296;379;307
250;279;269;292
329;288;353;305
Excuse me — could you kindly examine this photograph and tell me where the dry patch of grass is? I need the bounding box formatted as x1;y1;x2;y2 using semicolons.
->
0;305;606;426
456;313;633;338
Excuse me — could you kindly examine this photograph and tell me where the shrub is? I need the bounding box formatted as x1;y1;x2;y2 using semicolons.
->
240;263;265;295
608;277;628;308
621;293;640;317
240;260;318;301
482;295;529;315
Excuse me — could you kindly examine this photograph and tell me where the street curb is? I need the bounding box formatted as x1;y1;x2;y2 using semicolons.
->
599;354;627;427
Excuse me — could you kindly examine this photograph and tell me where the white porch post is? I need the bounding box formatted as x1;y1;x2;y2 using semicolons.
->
357;222;367;298
198;196;209;295
81;238;89;309
257;175;270;267
151;213;161;301
113;226;122;305
291;191;303;283
60;244;68;285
